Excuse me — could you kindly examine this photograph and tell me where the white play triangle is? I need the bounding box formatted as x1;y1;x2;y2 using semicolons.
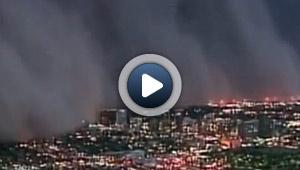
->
142;74;163;98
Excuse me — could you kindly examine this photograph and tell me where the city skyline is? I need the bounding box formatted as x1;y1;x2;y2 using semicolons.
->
1;1;300;169
1;99;300;169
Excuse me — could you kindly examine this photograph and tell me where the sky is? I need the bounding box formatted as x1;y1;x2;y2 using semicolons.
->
0;0;300;140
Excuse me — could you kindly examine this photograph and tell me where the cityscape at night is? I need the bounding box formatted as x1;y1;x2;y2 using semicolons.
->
1;99;300;169
2;0;300;170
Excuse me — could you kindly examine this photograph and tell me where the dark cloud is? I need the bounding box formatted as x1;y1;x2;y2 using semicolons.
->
0;0;106;140
0;0;299;140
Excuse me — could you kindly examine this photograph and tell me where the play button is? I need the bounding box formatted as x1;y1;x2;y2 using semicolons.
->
127;63;173;108
142;74;163;98
118;54;182;116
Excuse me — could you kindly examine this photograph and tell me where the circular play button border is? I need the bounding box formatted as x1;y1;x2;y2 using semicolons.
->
118;54;182;116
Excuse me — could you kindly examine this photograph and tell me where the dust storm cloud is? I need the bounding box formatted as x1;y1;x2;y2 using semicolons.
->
0;0;299;140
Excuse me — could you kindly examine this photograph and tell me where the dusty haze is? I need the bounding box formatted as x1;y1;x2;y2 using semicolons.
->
0;0;300;140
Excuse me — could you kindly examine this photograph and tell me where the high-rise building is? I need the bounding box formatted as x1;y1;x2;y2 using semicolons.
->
116;109;128;127
238;119;259;139
129;116;143;131
98;109;117;126
258;115;274;138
